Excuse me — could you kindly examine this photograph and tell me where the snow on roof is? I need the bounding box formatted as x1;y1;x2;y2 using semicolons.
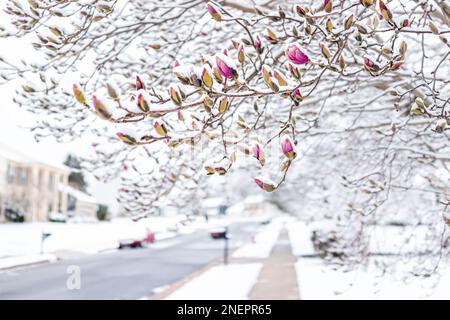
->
62;185;98;204
0;142;69;172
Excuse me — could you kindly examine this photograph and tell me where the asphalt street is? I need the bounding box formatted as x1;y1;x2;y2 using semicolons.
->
0;221;260;299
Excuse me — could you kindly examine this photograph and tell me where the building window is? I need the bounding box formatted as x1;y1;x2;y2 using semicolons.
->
48;173;55;191
18;168;28;185
38;170;43;187
6;164;15;184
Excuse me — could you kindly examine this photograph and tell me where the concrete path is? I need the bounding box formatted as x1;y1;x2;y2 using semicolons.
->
249;228;299;300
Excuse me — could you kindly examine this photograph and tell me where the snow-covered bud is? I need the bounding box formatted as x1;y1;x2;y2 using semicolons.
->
73;84;87;106
202;66;213;89
116;132;138;145
92;96;111;120
264;28;278;44
177;110;185;122
215;167;227;175
294;5;307;17
325;18;333;33
254;177;276;192
320;43;331;60
137;93;149;112
401;18;409;28
168;85;182;106
288;64;301;80
273;69;288;86
216;54;237;79
344;14;354;30
262;65;272;84
359;0;373;7
212;67;224;84
378;0;393;25
154;121;168;136
218;96;230;113
207;3;222;21
285;44;309;65
237;44;245;64
252;143;265;166
205;166;215;175
323;0;332;13
435;119;448;133
254;35;262;54
291;88;303;103
363;56;379;73
281;136;296;160
107;83;119;101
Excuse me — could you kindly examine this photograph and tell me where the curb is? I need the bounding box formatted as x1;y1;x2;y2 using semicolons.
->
0;256;57;271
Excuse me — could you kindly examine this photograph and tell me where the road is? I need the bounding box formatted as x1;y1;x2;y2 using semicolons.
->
0;221;260;299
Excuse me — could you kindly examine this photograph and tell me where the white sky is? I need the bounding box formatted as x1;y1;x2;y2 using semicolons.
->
0;33;121;214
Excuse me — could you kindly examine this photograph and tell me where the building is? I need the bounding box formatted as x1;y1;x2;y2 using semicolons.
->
0;143;70;222
64;185;99;219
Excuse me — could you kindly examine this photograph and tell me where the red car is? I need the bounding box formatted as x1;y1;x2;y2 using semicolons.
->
118;231;155;249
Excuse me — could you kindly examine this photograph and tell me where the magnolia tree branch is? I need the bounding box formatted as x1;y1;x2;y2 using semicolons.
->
1;0;450;271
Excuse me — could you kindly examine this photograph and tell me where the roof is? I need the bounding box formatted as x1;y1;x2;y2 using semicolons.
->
0;142;69;172
62;185;98;204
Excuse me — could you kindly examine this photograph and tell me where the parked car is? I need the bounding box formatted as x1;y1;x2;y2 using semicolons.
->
210;227;228;239
48;212;68;223
5;208;25;223
118;230;155;249
118;239;145;249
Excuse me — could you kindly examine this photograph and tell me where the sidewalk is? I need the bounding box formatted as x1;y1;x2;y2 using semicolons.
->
160;217;300;300
249;229;299;300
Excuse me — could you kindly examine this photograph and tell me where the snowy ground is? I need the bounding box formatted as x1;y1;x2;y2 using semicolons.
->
166;263;263;300
288;220;450;299
296;258;450;300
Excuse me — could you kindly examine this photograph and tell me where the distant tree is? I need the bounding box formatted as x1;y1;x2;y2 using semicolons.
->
96;204;110;221
64;154;88;192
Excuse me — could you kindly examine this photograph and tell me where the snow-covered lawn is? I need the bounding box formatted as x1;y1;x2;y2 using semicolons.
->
288;220;450;299
166;263;263;300
296;257;450;300
0;215;229;259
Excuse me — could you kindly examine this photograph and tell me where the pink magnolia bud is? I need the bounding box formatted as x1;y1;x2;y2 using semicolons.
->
291;88;303;103
254;35;262;53
285;44;309;65
136;75;144;90
252;143;265;166
281;136;296;160
323;0;332;13
216;54;237;79
363;56;374;68
207;3;221;21
137;93;149;112
294;5;307;17
254;178;276;192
